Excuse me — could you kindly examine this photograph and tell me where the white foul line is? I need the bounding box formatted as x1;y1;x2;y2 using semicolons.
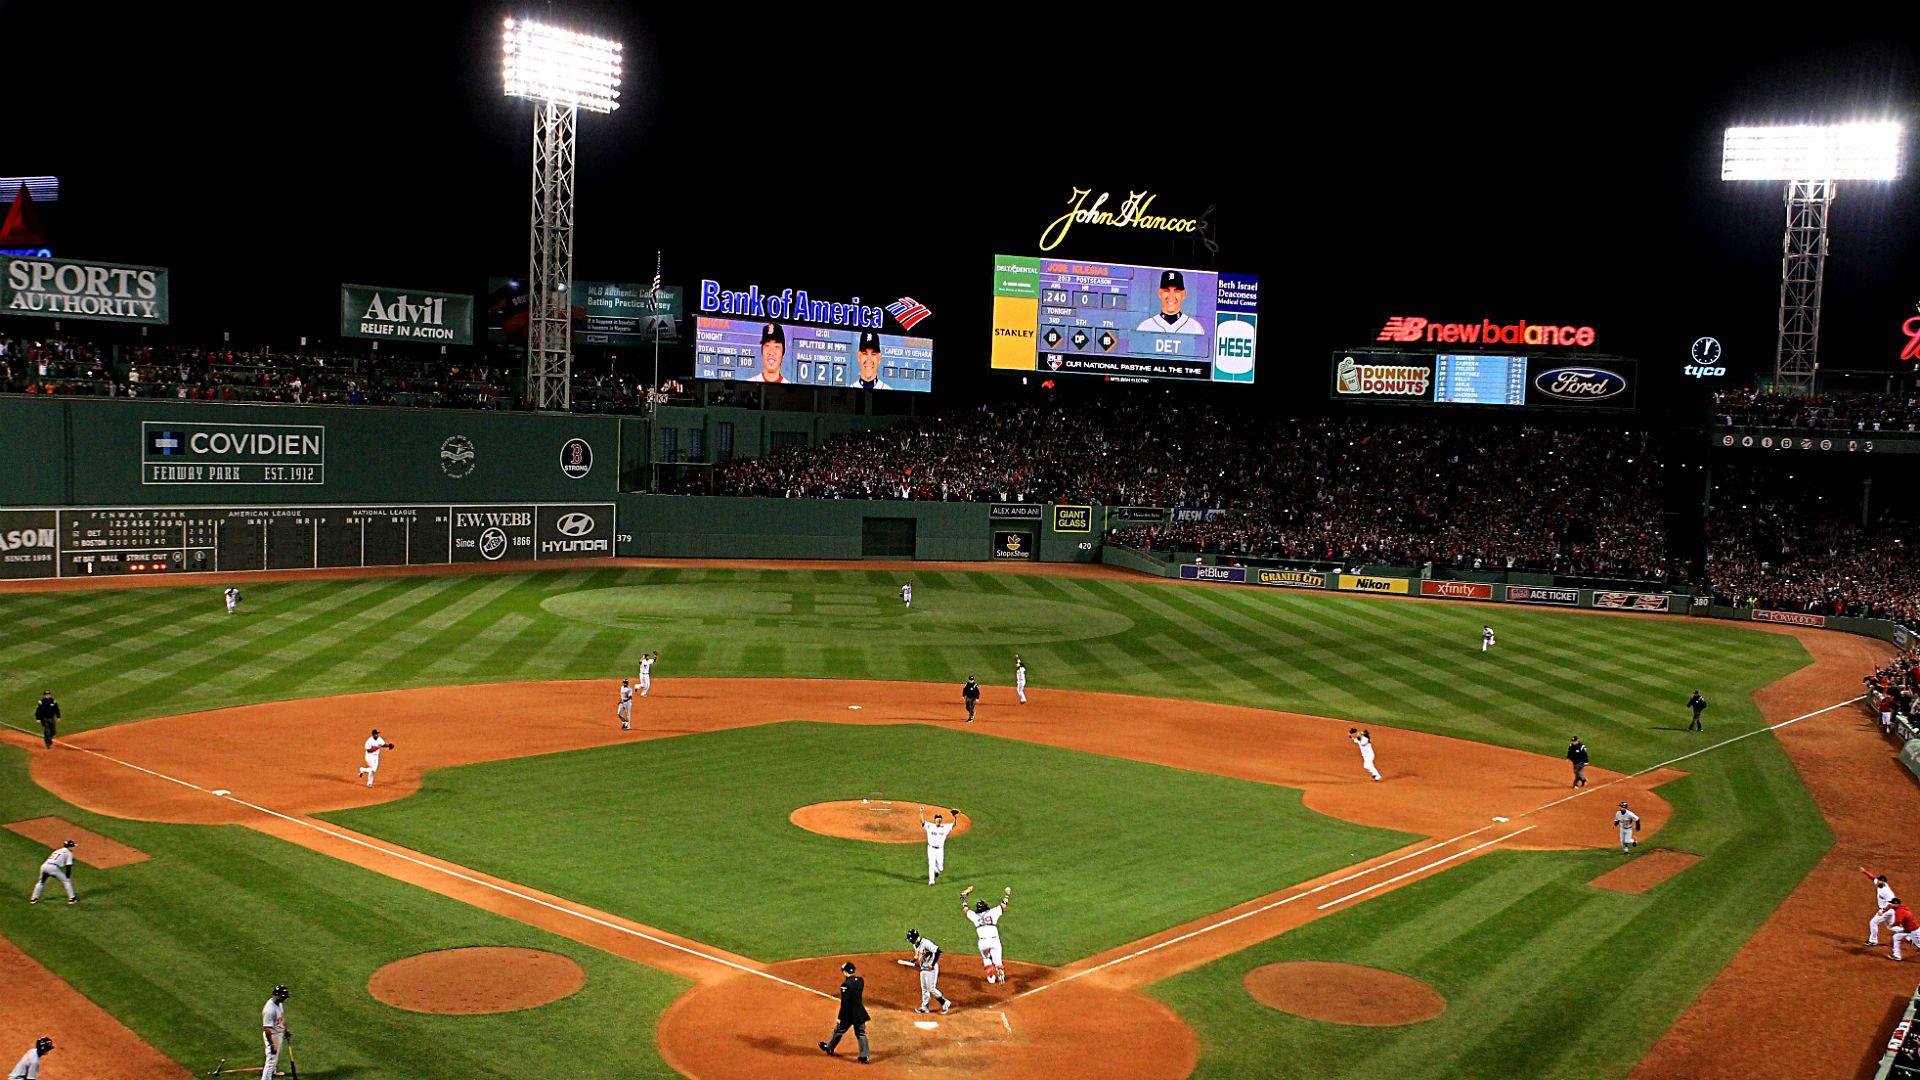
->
2;721;832;1001
1315;827;1534;910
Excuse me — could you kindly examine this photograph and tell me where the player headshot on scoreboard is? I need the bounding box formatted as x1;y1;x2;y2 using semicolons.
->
1135;269;1203;335
852;330;892;390
749;321;787;383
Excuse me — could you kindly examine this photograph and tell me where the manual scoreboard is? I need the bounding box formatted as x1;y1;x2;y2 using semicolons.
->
990;255;1259;384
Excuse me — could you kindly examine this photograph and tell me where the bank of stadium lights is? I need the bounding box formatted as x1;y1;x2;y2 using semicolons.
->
502;17;623;411
1722;122;1905;391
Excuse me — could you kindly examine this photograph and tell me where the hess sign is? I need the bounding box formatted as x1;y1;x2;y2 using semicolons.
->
1378;315;1596;348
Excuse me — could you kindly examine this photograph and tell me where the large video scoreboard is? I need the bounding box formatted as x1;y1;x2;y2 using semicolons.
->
1330;351;1638;410
694;318;933;392
990;255;1259;384
0;503;615;579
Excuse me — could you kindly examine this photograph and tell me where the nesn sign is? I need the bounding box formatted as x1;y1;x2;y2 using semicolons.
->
1213;314;1256;382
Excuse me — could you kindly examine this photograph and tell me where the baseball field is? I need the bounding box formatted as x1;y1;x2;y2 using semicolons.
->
0;559;1902;1078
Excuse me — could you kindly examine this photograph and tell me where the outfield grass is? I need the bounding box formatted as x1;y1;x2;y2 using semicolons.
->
324;722;1417;963
0;744;687;1077
0;566;1828;1079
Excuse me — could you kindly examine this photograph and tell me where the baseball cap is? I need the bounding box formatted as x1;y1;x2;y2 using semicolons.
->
1158;270;1186;290
761;322;785;345
858;330;881;353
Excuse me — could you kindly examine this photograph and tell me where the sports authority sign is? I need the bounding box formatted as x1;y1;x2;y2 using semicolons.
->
341;284;475;344
141;422;324;485
1376;315;1595;348
1753;609;1827;628
1505;585;1578;606
1;255;169;324
1593;591;1670;612
1420;580;1493;600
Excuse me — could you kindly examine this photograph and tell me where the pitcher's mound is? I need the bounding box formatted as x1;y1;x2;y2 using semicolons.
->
369;947;585;1014
1244;961;1445;1026
791;800;975;844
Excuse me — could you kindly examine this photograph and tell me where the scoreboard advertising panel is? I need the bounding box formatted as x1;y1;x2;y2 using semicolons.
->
991;255;1259;384
1330;351;1638;410
693;279;934;392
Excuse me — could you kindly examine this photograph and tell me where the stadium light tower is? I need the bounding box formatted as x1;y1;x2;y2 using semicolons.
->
503;17;622;411
1722;122;1903;391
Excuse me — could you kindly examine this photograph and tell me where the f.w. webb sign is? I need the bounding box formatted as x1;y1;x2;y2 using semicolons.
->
341;284;474;344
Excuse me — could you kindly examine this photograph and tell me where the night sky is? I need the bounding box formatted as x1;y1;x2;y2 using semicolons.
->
7;7;1919;405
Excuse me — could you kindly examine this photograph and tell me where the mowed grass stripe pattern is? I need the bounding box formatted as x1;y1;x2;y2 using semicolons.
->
0;568;1807;776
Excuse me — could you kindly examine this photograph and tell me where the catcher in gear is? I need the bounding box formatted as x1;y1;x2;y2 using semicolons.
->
898;929;951;1013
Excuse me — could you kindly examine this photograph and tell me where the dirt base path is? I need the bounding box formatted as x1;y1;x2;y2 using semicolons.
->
3;816;149;867
1633;627;1901;1080
0;931;193;1078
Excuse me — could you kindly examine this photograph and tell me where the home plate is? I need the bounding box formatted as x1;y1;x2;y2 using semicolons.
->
913;1020;938;1030
848;705;863;710
212;790;231;797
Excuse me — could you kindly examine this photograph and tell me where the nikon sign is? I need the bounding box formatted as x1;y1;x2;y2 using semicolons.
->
341;284;474;344
1;256;169;325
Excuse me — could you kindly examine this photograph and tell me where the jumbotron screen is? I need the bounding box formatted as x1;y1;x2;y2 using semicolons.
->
1329;351;1638;410
990;255;1259;383
694;317;934;392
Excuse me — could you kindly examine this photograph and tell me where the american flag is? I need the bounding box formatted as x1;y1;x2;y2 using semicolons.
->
886;297;932;331
650;251;662;298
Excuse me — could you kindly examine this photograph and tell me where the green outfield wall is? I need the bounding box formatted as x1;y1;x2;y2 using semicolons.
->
615;495;1100;563
4;396;620;505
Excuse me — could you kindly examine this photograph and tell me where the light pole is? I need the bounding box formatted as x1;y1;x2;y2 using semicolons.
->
502;17;622;411
1722;122;1903;391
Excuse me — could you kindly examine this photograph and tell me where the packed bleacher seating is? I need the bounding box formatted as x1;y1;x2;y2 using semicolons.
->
1714;388;1920;433
709;400;1671;579
1702;466;1920;626
1867;654;1919;735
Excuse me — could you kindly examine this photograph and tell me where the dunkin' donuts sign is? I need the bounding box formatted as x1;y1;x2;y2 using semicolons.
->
1335;355;1431;398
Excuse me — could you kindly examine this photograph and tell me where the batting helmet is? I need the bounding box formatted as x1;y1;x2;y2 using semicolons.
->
272;984;290;999
35;1037;52;1053
906;929;920;945
973;899;990;913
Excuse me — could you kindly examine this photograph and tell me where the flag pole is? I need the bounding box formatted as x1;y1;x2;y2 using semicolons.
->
650;250;662;493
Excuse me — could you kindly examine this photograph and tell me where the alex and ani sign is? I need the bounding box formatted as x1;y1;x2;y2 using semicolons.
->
1039;188;1204;252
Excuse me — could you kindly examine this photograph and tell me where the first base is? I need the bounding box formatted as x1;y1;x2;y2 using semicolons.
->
212;789;232;797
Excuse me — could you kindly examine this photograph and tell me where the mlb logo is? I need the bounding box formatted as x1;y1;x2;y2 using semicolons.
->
1212;314;1256;383
148;430;183;456
1046;355;1063;371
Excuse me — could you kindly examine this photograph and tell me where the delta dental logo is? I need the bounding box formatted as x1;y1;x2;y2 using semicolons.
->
1377;315;1596;348
1336;356;1430;397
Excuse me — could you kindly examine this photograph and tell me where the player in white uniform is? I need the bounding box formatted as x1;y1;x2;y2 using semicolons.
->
899;929;952;1013
1482;625;1496;653
8;1037;52;1080
961;885;1012;984
1134;269;1204;334
259;985;289;1080
616;679;634;730
920;808;958;885
224;586;242;615
900;582;912;610
28;839;76;904
357;729;390;787
1614;801;1641;853
638;652;657;697
1014;655;1028;704
1866;869;1899;945
1348;728;1382;781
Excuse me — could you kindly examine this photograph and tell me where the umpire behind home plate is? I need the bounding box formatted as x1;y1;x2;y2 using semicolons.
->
818;960;871;1064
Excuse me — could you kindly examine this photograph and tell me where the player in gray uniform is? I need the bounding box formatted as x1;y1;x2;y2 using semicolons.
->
260;984;290;1080
8;1037;52;1080
900;929;952;1013
616;679;634;730
28;840;76;904
1614;801;1641;854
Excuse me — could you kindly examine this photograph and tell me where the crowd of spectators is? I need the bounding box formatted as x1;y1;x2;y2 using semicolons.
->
1867;653;1919;735
710;400;1671;579
1702;467;1920;626
1714;388;1920;433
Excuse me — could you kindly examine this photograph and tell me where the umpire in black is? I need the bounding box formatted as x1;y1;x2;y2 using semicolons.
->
819;960;871;1063
1567;736;1589;788
1687;690;1707;733
35;690;60;749
962;676;980;723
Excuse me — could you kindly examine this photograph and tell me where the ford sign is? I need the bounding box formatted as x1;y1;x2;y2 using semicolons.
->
1534;366;1627;401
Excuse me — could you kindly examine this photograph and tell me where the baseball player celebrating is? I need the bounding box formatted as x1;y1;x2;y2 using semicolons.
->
1481;625;1496;653
1866;868;1899;946
920;807;959;885
356;729;392;787
616;679;635;730
900;582;913;610
260;984;290;1080
1014;655;1028;704
638;652;658;697
1614;801;1641;853
1891;899;1920;961
28;839;77;905
224;586;242;615
8;1037;52;1080
961;885;1012;985
1348;727;1382;781
899;929;952;1013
